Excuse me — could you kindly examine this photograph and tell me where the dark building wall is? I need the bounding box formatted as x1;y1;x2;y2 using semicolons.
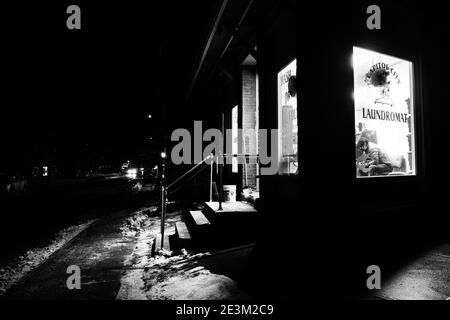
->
248;1;449;299
249;1;301;299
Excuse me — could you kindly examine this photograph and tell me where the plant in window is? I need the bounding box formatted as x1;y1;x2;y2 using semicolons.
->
364;68;390;87
288;75;297;97
364;67;393;99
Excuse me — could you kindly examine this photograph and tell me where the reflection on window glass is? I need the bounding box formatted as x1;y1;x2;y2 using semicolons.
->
277;59;298;175
353;47;416;178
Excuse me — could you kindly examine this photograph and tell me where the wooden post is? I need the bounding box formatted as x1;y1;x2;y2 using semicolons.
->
257;157;260;191
244;157;248;186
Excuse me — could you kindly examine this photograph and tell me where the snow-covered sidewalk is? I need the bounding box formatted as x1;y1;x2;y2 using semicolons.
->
116;206;253;300
0;220;95;296
1;203;253;300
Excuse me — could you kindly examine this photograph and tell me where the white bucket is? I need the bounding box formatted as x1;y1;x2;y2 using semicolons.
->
223;185;236;202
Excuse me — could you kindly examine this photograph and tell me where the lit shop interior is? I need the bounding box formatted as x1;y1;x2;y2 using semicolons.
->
353;47;415;177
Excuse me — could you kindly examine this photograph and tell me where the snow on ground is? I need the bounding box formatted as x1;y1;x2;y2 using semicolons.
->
116;204;251;300
0;219;95;296
241;187;259;206
115;226;154;300
129;181;156;193
116;206;182;300
142;253;251;300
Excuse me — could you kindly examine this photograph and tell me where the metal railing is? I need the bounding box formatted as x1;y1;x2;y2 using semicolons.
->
159;153;260;250
159;154;213;250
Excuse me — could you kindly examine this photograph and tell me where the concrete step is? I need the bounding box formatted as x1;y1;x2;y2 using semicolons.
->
153;233;171;255
203;201;257;214
189;210;211;226
175;221;192;250
176;221;192;240
196;201;258;250
186;210;213;250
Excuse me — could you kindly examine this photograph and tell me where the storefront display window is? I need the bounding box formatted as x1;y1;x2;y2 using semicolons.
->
353;47;416;178
277;59;298;175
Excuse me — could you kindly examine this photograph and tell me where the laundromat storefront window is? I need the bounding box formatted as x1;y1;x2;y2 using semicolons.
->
277;59;298;175
353;47;416;178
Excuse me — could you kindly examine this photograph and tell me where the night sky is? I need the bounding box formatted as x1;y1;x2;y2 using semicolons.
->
1;1;220;175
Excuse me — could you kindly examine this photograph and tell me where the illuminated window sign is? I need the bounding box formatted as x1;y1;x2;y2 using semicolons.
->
277;59;298;175
353;47;416;178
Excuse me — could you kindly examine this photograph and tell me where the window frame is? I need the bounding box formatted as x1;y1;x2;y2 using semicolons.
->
353;46;420;179
351;42;426;184
277;58;298;176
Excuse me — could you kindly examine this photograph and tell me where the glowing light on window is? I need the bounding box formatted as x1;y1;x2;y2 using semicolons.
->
353;47;416;178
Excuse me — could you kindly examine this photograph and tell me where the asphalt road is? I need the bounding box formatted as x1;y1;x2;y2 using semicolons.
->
0;175;155;265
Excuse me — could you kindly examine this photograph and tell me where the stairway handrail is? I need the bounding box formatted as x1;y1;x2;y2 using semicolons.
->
159;154;213;251
164;164;191;186
164;154;214;191
159;153;261;250
168;164;210;197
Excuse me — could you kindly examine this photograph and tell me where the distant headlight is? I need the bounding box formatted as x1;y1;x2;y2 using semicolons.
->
126;168;137;179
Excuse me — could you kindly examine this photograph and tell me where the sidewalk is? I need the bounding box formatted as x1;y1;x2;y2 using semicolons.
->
372;244;450;300
2;209;140;300
1;204;253;300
